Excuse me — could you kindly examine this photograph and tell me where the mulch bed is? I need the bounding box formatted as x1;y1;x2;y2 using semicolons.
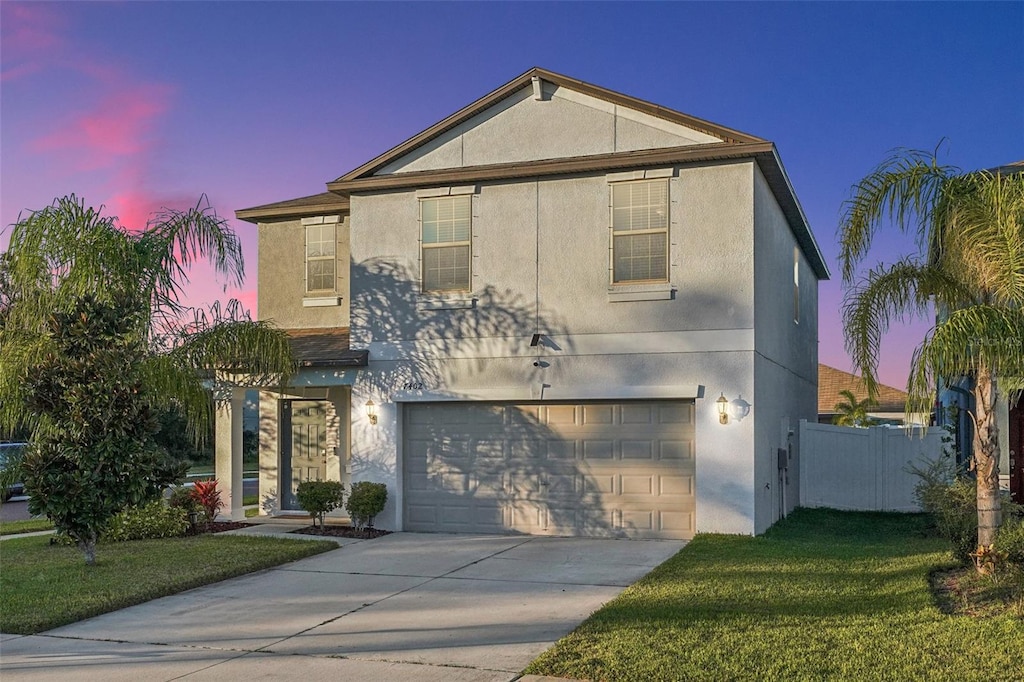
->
187;521;390;540
290;525;391;539
191;521;255;535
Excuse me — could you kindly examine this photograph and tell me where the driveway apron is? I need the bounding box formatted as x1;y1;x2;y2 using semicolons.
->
1;532;684;681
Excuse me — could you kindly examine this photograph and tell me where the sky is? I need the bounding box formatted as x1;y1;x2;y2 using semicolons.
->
2;1;1022;390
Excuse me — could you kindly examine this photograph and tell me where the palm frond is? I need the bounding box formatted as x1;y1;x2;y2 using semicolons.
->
906;305;1024;416
838;148;958;282
138;197;245;322
842;260;968;397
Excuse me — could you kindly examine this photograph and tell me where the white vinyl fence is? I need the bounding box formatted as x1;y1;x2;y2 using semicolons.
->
800;420;945;512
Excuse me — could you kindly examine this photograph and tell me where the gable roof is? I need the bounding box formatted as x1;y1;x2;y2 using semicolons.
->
235;67;830;279
333;67;765;183
818;364;909;414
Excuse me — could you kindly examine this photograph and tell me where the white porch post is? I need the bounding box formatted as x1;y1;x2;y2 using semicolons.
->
215;387;246;521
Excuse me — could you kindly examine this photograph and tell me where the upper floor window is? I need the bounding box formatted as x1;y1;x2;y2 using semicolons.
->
611;179;669;284
421;195;471;292
305;223;336;293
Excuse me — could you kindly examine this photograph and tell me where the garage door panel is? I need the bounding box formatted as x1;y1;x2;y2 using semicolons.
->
544;439;576;460
582;440;614;459
621;440;655;459
404;400;695;539
544;405;578;426
660;474;694;496
621;404;655;424
621;510;655;532
582;474;616;495
659;440;694;460
621;475;655;495
582;404;614;425
659;403;694;424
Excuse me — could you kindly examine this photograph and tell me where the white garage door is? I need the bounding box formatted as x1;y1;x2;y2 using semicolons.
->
403;400;696;539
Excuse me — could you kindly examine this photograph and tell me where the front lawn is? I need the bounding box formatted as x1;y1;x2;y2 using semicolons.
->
526;509;1023;681
0;534;335;634
0;518;54;535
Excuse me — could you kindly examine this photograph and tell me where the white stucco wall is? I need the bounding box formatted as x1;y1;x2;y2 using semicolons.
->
376;82;722;175
751;164;820;533
347;161;763;534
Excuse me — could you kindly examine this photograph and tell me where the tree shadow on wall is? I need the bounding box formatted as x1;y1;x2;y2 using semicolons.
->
348;257;623;537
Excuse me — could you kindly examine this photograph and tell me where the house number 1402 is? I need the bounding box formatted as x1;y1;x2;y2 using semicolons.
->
402;381;425;390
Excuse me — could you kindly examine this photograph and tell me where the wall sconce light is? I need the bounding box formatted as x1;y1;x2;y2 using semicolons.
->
365;399;378;425
716;393;729;425
730;395;752;422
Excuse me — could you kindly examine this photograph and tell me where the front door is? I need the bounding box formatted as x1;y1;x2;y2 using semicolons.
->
281;400;329;510
1010;398;1024;504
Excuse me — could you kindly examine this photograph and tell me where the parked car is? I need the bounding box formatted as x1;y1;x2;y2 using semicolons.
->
0;442;28;501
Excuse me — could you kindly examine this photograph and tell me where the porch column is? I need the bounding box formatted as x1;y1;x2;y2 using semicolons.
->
215;387;246;521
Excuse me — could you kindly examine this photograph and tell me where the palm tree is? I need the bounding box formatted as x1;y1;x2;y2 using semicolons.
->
1;195;295;433
832;389;878;427
0;196;295;560
838;149;1024;551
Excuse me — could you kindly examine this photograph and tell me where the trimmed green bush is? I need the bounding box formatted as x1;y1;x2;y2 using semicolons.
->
295;480;345;529
346;481;387;530
103;501;189;542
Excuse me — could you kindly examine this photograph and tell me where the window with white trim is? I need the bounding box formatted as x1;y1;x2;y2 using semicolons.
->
421;195;471;292
611;179;669;284
305;223;336;293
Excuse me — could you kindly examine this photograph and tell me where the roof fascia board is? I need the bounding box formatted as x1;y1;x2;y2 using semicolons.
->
753;150;831;280
336;67;765;183
329;141;773;192
236;201;350;224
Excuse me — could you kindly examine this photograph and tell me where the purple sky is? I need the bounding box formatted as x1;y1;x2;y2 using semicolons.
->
2;1;1022;390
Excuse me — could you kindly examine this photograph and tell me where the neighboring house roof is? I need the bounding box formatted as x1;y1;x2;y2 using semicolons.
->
234;66;830;279
988;160;1024;175
818;364;909;414
236;192;349;223
286;327;368;368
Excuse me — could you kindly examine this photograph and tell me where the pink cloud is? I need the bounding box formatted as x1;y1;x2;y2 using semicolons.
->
32;84;175;171
226;288;259;318
0;4;65;81
1;4;64;53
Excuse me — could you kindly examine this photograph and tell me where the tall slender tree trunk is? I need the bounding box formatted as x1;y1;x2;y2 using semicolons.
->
973;367;1002;551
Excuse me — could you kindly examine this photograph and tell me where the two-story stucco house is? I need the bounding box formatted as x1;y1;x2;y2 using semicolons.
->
230;67;830;539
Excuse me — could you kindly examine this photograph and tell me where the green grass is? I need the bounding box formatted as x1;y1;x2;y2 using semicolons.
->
526;509;1024;682
0;517;54;535
0;534;335;634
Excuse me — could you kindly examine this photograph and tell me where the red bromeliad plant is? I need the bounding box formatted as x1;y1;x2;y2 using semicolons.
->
191;479;223;522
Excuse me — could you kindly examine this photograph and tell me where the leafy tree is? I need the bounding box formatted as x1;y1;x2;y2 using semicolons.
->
831;389;878;427
21;294;186;563
838;149;1024;553
0;195;295;563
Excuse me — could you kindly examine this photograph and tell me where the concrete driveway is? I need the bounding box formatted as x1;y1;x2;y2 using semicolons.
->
1;532;684;681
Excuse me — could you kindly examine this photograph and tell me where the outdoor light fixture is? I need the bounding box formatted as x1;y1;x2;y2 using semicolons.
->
716;393;729;425
730;395;752;422
365;399;378;425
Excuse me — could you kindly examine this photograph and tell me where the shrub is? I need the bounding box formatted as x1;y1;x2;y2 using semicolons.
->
103;500;189;542
996;517;1024;567
192;479;223;522
295;480;345;529
346;481;387;530
912;456;978;563
167;485;201;512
